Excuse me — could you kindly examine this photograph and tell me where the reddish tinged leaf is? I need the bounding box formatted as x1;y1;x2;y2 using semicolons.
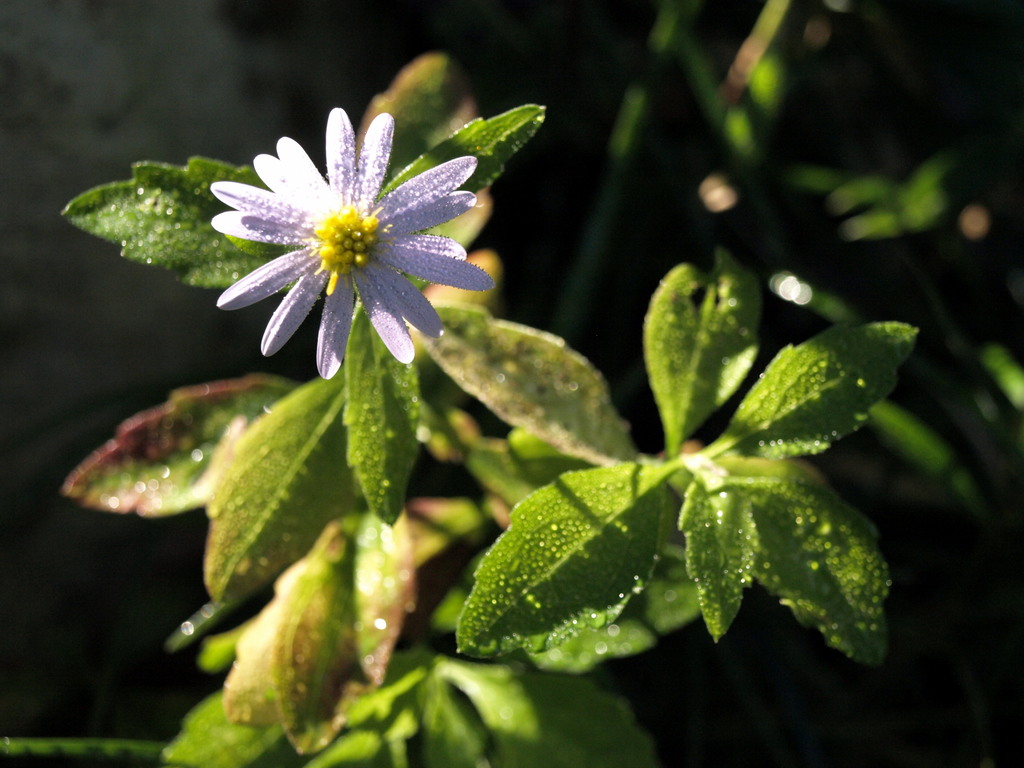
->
61;375;297;517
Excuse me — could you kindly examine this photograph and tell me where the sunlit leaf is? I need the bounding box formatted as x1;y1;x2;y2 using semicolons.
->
345;311;420;525
707;322;917;459
730;476;889;664
644;252;760;454
205;376;352;602
456;463;673;656
427;304;636;466
383;105;545;196
63;157;277;288
679;479;758;639
528;543;700;673
436;658;660;768
62;375;295;517
162;692;305;768
422;670;487;768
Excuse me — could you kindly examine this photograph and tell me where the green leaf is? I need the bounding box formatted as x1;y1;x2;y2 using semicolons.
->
679;479;759;640
350;514;417;687
270;521;368;754
382;105;545;196
707;322;917;459
456;463;673;656
422;670;488;768
63;157;278;288
162;692;305;768
644;252;761;454
436;659;660;768
465;437;540;507
303;730;389;768
728;476;889;664
465;429;591;509
528;543;700;673
363;52;478;174
345;311;420;524
62;375;295;517
506;428;593;485
205;376;353;602
427;304;636;466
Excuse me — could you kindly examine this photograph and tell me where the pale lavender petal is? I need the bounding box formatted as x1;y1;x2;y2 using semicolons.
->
355;113;394;207
211;212;308;245
377;235;495;291
317;276;355;379
378;157;477;223
210;181;311;231
217;249;315;309
261;271;327;356
276;137;333;210
366;264;443;336
354;267;414;363
381;191;476;235
326;108;356;204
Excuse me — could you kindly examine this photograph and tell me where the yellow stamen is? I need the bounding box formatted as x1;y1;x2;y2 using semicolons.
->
312;205;383;288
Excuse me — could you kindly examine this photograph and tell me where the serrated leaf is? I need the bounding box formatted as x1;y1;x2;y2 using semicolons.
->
205;376;352;602
528;543;700;673
426;304;636;466
345;311;420;525
644;253;760;454
436;659;660;768
382;105;545;196
62;375;295;517
456;463;672;657
707;322;917;459
729;476;890;664
162;692;305;768
63;157;276;288
679;479;759;640
362;52;478;174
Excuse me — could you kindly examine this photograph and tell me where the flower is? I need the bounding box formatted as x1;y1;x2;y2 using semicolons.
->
211;108;494;378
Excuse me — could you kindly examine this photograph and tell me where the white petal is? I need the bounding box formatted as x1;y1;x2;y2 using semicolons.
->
210;181;311;231
217;249;315;309
381;191;477;235
355;113;394;207
377;236;494;291
261;271;326;356
253;153;290;195
276;136;333;210
378;156;477;223
368;265;443;336
317;277;355;379
326;108;357;204
211;212;307;245
354;267;414;363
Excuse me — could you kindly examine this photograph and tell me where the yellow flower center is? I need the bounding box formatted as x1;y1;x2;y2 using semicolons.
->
314;206;380;295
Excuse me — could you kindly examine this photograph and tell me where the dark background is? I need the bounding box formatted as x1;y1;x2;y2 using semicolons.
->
3;0;1023;765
